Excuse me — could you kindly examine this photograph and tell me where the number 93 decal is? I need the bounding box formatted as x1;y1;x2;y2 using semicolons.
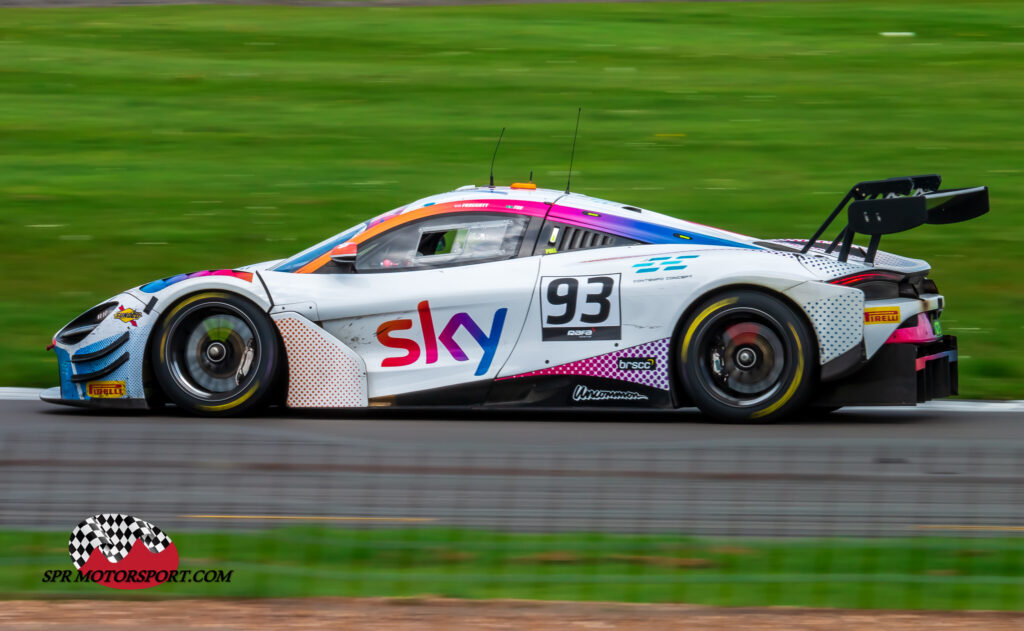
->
540;274;621;341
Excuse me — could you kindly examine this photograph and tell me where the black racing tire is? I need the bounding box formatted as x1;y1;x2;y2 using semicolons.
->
677;290;817;423
152;291;281;417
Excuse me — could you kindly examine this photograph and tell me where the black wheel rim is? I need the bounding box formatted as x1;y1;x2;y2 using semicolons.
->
695;307;788;408
165;302;260;401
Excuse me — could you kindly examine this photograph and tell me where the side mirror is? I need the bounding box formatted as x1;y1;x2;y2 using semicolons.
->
329;242;358;273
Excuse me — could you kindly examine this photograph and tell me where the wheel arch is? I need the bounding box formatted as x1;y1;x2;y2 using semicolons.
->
144;289;287;410
667;282;821;408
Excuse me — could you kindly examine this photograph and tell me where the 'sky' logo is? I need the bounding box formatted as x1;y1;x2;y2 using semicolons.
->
376;301;507;376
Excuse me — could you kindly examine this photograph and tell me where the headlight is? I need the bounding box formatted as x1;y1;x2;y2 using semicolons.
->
95;304;117;322
57;301;118;345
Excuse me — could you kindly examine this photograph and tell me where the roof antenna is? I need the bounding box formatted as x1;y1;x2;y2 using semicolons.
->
529;170;533;183
565;108;582;194
489;127;505;188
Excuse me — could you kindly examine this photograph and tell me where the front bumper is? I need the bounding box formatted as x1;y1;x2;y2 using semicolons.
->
45;293;152;410
813;335;958;407
40;386;148;410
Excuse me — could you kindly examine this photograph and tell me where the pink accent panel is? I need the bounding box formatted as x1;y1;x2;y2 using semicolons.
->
547;206;611;230
543;210;599;231
498;339;672;390
448;199;552;218
275;316;368;408
886;314;940;345
188;269;249;279
916;350;957;371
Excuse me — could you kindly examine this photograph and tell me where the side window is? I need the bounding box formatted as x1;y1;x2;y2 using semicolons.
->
534;221;640;255
356;213;530;272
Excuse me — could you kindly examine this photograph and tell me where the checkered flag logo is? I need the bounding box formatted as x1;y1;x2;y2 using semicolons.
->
68;513;173;570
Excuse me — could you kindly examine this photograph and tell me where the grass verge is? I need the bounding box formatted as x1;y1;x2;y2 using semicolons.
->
4;527;1024;610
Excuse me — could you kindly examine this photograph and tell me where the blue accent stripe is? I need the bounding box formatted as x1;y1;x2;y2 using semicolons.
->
272;221;368;273
552;205;760;250
663;265;688;271
69;333;128;377
54;347;79;401
71;333;123;360
636;268;659;273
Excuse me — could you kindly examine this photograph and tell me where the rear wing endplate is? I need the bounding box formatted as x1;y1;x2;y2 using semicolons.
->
801;175;989;263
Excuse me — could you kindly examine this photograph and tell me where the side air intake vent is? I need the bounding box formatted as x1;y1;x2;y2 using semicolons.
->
558;227;616;251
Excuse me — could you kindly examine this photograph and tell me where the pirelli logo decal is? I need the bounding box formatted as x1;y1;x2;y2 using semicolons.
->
864;306;901;325
87;381;126;398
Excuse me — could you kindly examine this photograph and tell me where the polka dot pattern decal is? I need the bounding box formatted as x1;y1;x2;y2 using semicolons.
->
803;293;863;363
798;255;862;279
499;339;672;390
274;316;368;408
768;240;927;276
872;250;924;269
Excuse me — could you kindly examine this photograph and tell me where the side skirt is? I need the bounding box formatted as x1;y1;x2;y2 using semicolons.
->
488;376;673;409
371;376;673;409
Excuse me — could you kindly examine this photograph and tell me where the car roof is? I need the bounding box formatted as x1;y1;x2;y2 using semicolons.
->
399;185;758;248
290;185;759;274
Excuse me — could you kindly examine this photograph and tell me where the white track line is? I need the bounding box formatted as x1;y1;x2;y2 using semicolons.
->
0;388;48;401
870;400;1024;413
1;387;1022;412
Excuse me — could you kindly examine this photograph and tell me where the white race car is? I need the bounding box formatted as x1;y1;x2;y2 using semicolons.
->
43;175;987;422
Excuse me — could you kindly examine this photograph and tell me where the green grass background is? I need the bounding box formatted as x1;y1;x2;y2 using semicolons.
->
1;2;1022;397
6;527;1024;610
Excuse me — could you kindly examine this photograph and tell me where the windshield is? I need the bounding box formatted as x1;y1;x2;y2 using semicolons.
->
272;222;368;273
271;206;405;273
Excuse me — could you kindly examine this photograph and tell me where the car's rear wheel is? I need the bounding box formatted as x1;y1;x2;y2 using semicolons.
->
152;291;280;416
677;290;816;423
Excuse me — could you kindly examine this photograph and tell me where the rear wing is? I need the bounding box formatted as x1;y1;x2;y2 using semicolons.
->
801;175;989;263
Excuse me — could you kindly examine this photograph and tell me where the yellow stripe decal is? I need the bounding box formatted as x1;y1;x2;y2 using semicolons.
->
198;380;259;413
159;291;261;412
752;323;804;419
681;298;737;358
159;292;226;363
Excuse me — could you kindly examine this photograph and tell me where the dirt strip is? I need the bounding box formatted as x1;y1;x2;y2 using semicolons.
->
3;598;1024;630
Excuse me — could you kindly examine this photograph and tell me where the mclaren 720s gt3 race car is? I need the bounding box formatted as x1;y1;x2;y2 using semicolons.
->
42;174;987;422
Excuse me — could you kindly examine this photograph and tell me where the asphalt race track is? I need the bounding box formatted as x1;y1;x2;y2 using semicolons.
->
2;395;1024;536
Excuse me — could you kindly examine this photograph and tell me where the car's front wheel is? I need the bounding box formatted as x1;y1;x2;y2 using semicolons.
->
677;290;816;423
152;291;281;416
